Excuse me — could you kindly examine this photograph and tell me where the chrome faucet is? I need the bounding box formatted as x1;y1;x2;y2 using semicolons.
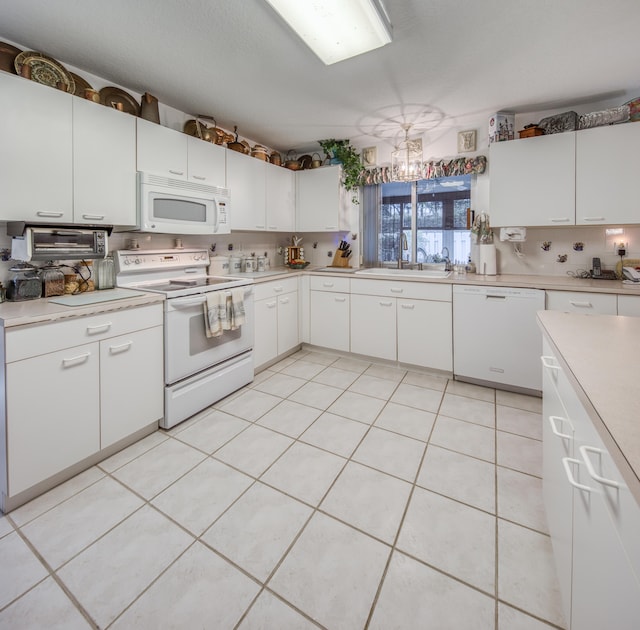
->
398;232;408;268
441;246;452;272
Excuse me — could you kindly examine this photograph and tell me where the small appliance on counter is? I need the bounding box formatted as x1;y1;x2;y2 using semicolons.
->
6;262;41;301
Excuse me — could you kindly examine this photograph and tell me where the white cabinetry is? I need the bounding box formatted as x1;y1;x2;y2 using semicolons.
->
253;277;299;369
136;118;225;187
73;98;137;225
265;162;295;231
296;166;350;232
541;341;640;629
545;290;617;315
490;132;576;227
576;122;640;225
0;73;73;222
1;304;163;511
309;276;350;352
226;150;267;230
350;293;396;360
617;294;640;316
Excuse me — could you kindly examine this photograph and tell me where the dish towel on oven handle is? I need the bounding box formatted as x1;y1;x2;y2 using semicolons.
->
204;291;228;338
230;287;246;330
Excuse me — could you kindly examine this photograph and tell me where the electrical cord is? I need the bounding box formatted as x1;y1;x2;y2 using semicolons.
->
566;269;592;279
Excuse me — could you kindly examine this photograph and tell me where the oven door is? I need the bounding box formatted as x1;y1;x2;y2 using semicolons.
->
164;286;254;384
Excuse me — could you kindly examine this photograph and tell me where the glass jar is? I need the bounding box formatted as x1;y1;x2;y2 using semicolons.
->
6;263;42;301
40;262;66;297
95;256;115;290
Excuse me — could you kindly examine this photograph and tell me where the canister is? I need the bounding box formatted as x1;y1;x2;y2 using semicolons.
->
208;255;229;276
242;257;256;273
229;256;243;274
256;256;266;272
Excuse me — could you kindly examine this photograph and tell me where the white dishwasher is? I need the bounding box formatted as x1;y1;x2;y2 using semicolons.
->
453;285;545;392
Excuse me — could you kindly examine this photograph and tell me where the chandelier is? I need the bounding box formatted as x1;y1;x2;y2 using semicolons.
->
391;124;423;182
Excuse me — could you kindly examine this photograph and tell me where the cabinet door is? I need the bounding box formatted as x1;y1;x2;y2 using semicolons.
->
310;291;350;352
0;73;73;222
265;163;295;231
254;298;278;368
576;123;640;225
187;136;226;187
397;299;452;371
277;291;299;354
100;326;164;448
73;98;137;226
490;133;576;227
226;150;267;230
296;166;341;231
546;290;617;315
6;343;100;496
137;118;188;177
617;295;640;317
350;294;396;360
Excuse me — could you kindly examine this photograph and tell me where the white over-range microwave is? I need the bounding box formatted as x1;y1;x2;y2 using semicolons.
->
134;171;230;235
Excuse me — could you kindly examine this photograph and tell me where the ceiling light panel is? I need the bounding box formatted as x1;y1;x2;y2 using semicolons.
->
264;0;392;65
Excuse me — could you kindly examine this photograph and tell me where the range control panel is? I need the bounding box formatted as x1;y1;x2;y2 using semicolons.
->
115;249;210;274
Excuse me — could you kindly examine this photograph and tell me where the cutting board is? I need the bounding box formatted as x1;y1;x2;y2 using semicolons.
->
48;288;146;306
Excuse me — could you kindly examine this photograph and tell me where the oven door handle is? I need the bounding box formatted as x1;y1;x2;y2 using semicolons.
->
170;296;208;308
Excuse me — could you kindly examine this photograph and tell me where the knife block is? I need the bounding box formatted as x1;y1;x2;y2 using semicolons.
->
329;250;352;268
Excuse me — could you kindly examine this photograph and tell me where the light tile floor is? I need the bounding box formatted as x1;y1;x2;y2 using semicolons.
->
0;348;566;629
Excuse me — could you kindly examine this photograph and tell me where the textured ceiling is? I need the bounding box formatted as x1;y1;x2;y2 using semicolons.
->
1;0;639;152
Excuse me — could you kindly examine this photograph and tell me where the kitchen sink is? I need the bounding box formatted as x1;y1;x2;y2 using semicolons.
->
355;267;452;279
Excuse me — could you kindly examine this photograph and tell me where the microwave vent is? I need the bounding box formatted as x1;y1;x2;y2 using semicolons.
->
140;172;228;197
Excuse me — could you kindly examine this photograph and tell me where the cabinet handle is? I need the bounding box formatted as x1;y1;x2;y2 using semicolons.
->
335;297;346;302
540;355;561;371
255;225;265;229
562;457;592;492
322;282;335;287
550;217;571;223
325;226;337;230
81;214;105;221
579;445;620;488
62;352;91;368
548;415;573;440
266;302;277;309
569;300;592;308
268;226;278;230
379;301;393;307
273;286;284;293
390;287;404;293
109;341;133;355
280;297;290;304
192;175;206;181
86;321;112;335
400;303;415;309
169;169;185;176
583;217;606;222
37;211;64;218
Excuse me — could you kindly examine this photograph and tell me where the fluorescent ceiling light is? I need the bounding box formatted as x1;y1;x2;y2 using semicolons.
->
264;0;392;65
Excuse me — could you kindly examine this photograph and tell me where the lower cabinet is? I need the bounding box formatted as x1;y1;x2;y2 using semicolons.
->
309;276;350;352
617;294;640;317
253;277;299;369
546;290;617;315
1;303;163;511
350;293;396;360
541;339;640;629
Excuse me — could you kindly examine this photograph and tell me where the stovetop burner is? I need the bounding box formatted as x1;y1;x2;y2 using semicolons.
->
144;277;239;293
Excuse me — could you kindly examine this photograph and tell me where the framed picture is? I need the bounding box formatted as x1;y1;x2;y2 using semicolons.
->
457;130;476;153
361;146;377;167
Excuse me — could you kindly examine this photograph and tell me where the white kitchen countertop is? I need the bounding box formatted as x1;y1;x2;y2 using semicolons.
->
537;310;640;502
0;288;164;328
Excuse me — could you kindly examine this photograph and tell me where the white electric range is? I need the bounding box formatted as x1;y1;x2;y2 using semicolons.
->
115;248;254;428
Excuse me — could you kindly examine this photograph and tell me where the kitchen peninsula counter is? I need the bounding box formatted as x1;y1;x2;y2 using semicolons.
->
538;309;640;503
0;289;164;328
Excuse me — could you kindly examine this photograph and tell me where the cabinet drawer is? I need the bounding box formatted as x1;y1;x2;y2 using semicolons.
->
351;278;451;301
617;295;640;317
254;277;298;300
309;276;350;293
546;290;617;314
5;303;163;363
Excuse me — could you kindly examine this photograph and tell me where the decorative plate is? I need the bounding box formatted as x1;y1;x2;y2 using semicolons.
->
98;86;140;116
70;72;92;97
14;51;75;93
0;41;22;74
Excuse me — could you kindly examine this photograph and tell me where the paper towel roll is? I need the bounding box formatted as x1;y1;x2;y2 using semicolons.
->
478;244;497;275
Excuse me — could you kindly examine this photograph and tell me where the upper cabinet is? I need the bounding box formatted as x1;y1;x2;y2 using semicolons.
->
0;73;137;226
265;162;295;231
73;98;137;226
296;165;351;232
490;132;576;227
136;118;226;188
0;72;73;222
576;122;640;225
226;149;267;230
490;123;640;227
